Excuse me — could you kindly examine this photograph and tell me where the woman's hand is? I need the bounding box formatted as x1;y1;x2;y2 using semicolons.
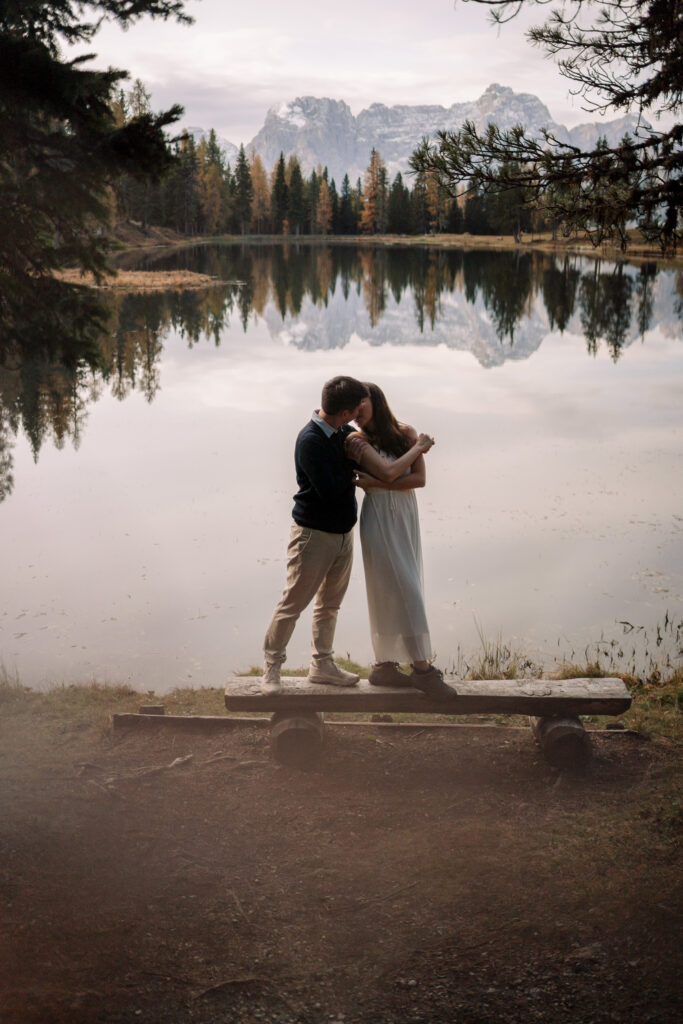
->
415;432;435;454
353;470;379;490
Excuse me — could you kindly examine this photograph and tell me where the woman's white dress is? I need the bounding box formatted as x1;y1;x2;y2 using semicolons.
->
360;450;433;663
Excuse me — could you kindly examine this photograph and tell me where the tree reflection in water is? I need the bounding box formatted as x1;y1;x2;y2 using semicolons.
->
0;244;679;502
541;255;581;334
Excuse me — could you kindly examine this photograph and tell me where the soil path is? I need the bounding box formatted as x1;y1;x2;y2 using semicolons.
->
0;716;680;1023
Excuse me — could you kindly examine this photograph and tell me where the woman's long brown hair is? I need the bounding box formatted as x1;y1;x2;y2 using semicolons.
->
362;382;410;458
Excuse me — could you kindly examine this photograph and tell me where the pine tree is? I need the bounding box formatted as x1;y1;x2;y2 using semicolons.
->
287;158;306;235
376;164;389;233
328;178;340;234
113;79;155;228
176;136;200;234
223;162;236;233
205;129;225;174
410;169;429;235
306;170;321;235
0;1;190;365
338;174;357;234
486;163;533;241
387;173;412;234
271;154;289;233
412;0;682;253
463;190;492;235
445;194;464;234
233;145;253;235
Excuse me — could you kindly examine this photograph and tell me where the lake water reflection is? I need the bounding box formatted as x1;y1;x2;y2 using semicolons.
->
1;243;682;691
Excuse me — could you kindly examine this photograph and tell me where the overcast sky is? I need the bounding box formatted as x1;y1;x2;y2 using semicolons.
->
72;0;617;144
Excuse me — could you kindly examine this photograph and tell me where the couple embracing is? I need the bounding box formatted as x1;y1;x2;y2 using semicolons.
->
262;375;454;698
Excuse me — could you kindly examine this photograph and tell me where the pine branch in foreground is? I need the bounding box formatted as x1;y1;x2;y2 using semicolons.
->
412;0;681;252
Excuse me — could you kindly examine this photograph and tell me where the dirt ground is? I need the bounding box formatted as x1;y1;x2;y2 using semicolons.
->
0;706;681;1024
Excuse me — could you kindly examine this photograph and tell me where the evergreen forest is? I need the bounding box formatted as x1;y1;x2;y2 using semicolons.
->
114;83;541;241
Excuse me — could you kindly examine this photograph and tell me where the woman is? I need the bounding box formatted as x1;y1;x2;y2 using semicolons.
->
345;383;454;698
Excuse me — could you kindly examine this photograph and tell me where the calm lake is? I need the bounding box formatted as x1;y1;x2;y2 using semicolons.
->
2;243;682;691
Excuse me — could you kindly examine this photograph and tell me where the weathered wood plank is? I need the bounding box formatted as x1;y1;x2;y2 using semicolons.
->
224;677;631;716
113;713;642;737
112;713;265;731
139;704;165;715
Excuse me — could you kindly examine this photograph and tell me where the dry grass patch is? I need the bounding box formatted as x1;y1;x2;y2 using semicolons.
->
55;268;223;291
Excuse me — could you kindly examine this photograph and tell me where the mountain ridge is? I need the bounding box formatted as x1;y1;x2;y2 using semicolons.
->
184;84;646;184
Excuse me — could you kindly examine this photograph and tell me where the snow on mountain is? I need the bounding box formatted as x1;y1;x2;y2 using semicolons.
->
245;84;644;183
183;126;239;163
248;97;358;181
354;84;571;182
185;85;647;183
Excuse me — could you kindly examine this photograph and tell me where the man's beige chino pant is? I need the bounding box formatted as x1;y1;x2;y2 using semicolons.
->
264;522;353;667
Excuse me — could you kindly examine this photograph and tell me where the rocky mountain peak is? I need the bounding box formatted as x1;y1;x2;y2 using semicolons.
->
187;85;647;184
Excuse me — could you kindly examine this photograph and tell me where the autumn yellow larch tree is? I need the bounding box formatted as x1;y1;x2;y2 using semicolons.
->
250;152;270;233
425;171;448;233
359;148;388;235
200;163;224;234
316;179;333;235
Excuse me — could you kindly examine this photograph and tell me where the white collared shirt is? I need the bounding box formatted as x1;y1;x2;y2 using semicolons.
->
311;409;337;438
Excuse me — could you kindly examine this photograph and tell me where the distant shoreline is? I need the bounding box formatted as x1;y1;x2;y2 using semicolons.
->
110;223;681;270
56;225;678;292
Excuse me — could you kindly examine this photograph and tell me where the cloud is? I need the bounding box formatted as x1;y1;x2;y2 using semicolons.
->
66;1;624;144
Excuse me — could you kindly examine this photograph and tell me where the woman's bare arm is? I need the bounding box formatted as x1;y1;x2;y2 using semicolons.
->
345;425;433;483
387;454;426;489
354;426;427;490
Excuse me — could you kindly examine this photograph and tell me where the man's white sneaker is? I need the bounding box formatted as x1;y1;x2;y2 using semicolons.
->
261;662;282;695
307;660;359;687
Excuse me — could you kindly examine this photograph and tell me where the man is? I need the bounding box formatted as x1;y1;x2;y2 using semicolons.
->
262;376;369;695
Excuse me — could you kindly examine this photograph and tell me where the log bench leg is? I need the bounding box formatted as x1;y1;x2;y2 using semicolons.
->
270;711;325;766
531;715;592;769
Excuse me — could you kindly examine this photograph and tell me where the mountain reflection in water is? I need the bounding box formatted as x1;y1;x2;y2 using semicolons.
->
123;242;677;354
0;244;681;507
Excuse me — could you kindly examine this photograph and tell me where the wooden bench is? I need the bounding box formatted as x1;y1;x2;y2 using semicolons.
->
224;676;632;769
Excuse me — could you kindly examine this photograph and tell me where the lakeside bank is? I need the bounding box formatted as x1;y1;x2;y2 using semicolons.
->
110;223;682;269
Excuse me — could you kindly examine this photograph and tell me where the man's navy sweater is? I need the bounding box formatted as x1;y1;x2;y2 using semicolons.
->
292;420;357;534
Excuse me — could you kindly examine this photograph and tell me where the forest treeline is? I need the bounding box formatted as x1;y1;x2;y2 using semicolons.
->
113;82;540;241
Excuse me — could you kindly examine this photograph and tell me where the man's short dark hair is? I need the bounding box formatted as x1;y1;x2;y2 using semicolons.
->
321;376;368;416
